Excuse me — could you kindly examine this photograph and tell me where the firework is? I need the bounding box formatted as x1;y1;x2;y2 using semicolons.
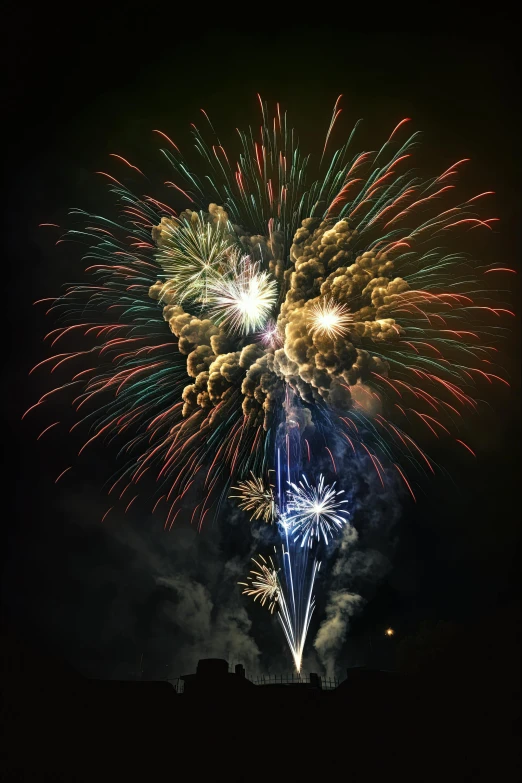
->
230;473;276;523
29;95;511;671
258;319;283;348
286;475;350;547
238;555;280;613
153;211;236;303
307;298;354;339
276;554;320;672
207;256;278;335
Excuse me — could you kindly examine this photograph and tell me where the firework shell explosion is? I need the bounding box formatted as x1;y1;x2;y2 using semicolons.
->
230;473;276;523
238;555;281;614
29;96;514;670
286;475;350;548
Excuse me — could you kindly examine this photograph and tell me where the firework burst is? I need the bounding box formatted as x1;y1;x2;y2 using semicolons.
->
286;475;350;547
307;298;354;339
230;473;276;523
29;94;512;670
238;555;280;613
258;319;283;348
153;211;237;303
207;256;278;335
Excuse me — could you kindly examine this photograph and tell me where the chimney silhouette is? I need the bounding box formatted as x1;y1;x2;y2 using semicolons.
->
235;664;245;678
309;672;322;689
196;659;228;678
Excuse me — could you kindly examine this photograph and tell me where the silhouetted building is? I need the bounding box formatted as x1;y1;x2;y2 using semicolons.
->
2;631;517;783
181;658;255;696
178;658;336;701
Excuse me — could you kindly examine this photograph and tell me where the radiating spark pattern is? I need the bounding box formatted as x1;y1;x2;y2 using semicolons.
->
258;319;283;348
230;473;276;523
28;95;512;671
238;555;280;613
153;211;237;303
307;298;354;339
207;256;277;335
286;475;350;547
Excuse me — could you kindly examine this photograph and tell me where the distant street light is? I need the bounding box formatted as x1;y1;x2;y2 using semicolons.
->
385;627;395;637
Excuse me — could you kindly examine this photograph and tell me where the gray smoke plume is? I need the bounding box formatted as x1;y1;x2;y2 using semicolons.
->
14;487;264;680
313;463;398;677
157;574;260;673
314;590;365;677
149;208;411;433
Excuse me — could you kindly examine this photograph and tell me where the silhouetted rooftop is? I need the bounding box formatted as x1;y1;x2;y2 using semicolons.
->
1;617;519;782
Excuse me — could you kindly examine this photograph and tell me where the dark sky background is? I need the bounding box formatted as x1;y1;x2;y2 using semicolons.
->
3;12;520;681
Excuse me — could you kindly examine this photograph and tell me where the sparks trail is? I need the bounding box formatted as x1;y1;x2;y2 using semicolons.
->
29;95;512;668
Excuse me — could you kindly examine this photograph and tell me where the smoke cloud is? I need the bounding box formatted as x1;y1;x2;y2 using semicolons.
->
147;209;412;677
312;436;401;677
314;522;391;677
314;590;365;678
157;574;260;674
149;207;412;434
274;217;406;410
5;484;264;680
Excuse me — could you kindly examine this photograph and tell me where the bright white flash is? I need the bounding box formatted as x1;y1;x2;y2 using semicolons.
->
208;255;277;335
307;297;353;339
286;474;350;547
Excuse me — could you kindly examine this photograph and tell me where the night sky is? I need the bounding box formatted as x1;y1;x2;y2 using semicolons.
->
4;13;520;681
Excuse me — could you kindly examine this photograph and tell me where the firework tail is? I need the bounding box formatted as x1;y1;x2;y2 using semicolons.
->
272;391;321;672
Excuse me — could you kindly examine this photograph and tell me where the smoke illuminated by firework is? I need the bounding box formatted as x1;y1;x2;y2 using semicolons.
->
29;94;513;671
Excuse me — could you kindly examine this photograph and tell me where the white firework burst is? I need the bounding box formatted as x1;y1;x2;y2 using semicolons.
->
207;255;278;335
307;297;353;339
286;474;350;546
